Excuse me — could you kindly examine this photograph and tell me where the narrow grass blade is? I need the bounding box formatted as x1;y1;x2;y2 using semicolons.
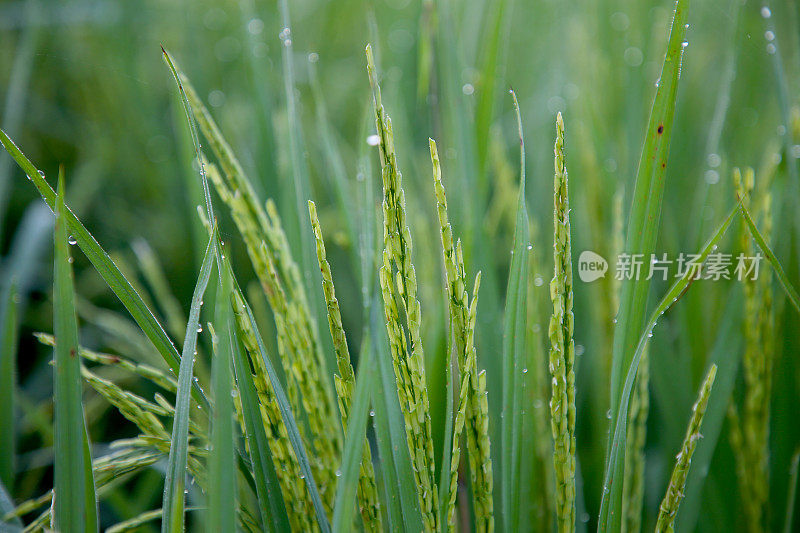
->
369;299;425;533
0;282;18;489
603;0;690;528
332;339;376;532
223;256;331;533
53;173;98;532
207;269;237;533
231;323;290;533
655;364;717;532
161;48;214;225
161;232;216;533
599;203;737;531
502;89;529;532
0;130;207;407
739;202;800;314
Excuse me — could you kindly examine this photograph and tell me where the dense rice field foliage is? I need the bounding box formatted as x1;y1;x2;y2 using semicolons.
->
1;0;799;531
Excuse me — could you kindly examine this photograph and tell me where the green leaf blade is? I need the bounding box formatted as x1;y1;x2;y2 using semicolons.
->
603;0;690;529
161;232;216;533
53;173;98;533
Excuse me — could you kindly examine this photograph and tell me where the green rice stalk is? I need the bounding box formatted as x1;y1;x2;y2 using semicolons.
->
230;289;318;532
430;138;493;531
308;200;382;531
176;78;341;511
548;112;576;533
172;67;341;503
6;445;162;528
36;332;178;393
621;344;649;533
366;44;438;531
732;167;767;532
655;364;717;532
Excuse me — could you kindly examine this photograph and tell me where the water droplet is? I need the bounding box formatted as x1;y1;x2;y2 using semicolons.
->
197;325;203;333
366;134;380;146
231;389;238;398
299;473;305;479
766;43;776;54
308;52;319;63
68;235;77;245
765;30;775;41
522;368;528;374
37;170;45;178
462;83;474;95
606;409;612;419
704;170;720;184
279;27;291;40
534;275;544;287
707;153;721;168
369;409;375;417
68;256;74;264
791;145;800;158
527;244;533;250
761;6;771;18
681;41;689;48
335;469;342;477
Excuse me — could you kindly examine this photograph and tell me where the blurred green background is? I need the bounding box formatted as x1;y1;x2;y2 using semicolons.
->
1;0;798;530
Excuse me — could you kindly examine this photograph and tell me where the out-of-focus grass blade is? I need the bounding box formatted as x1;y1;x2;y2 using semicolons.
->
230;303;290;532
474;0;510;176
739;202;800;314
0;130;208;407
785;449;800;533
604;0;689;528
133;239;187;340
674;290;742;531
0;281;18;489
0;477;21;529
161;232;216;533
332;337;376;532
0;0;38;231
307;60;358;266
501;90;529;532
222;255;331;533
369;299;424;533
599;203;737;532
208;267;237;532
53;173;98;532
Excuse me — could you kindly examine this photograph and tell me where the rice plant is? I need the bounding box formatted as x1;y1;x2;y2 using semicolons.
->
1;0;800;531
